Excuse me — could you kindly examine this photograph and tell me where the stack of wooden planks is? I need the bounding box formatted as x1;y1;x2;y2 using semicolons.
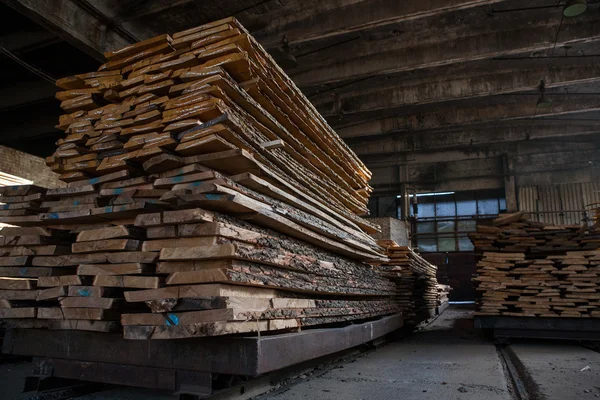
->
0;18;405;338
115;207;397;339
0;185;48;219
437;284;451;310
0;185;76;325
373;241;441;326
470;213;600;317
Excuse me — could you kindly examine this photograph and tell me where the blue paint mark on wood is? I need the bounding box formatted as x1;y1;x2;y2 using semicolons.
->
166;314;179;326
77;288;90;297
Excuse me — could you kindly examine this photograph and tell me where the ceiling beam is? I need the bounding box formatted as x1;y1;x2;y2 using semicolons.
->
0;30;61;53
335;96;600;138
291;12;600;87
314;63;600;117
366;137;597;168
350;124;600;157
256;0;506;47
1;0;135;60
367;142;600;193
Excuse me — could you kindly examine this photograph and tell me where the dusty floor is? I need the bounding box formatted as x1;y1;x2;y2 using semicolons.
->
2;306;599;399
260;306;511;400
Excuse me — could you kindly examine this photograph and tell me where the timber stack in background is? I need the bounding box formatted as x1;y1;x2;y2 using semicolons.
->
373;241;443;327
0;17;406;340
469;212;600;318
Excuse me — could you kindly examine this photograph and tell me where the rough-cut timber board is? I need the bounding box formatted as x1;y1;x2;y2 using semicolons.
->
93;275;163;289
77;263;154;276
0;308;36;318
77;226;143;242
0;277;35;290
37;286;67;301
125;283;279;303
123;319;296;339
61;297;122;309
142;236;218;252
0;289;39;300
72;239;141;253
0;267;73;278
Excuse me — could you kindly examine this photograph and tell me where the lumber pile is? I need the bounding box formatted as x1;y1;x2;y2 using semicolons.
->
437;284;451;310
0;18;404;338
470;213;600;318
373;241;441;326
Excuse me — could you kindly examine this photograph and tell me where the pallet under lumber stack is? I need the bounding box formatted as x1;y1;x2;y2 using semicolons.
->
0;17;403;339
373;241;441;326
470;212;600;318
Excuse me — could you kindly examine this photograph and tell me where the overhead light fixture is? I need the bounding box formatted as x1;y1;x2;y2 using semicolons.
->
536;80;553;108
274;35;297;69
563;0;587;17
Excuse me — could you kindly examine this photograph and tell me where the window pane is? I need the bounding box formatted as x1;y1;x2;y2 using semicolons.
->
436;201;455;217
437;237;456;252
435;195;455;217
418;202;435;218
418;238;437;252
499;198;507;212
458;220;476;232
455;192;476;216
417;222;435;233
477;198;499;215
458;235;475;251
437;221;455;233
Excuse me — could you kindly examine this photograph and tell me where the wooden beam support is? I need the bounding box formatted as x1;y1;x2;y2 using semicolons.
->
367;139;600;194
2;0;136;60
348;123;600;156
291;12;600;87
314;63;600;118
335;96;600;139
257;0;505;47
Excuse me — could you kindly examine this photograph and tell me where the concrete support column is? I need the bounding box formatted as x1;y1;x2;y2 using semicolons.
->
503;154;518;212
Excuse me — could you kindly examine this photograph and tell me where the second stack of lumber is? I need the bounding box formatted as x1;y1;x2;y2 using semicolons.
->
437;284;451;311
469;212;600;318
373;241;440;326
0;17;404;338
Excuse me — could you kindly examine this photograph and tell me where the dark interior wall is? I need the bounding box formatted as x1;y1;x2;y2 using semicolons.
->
422;252;478;302
368;196;398;218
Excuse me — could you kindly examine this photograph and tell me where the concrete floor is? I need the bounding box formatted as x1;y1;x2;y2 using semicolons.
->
260;306;511;400
509;342;600;399
2;306;600;399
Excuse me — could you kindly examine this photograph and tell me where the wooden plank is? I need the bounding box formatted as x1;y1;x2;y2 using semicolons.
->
77;226;143;242
77;263;154;276
125;283;278;303
72;239;142;253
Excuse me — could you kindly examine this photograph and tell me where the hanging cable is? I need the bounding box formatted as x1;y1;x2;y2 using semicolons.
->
0;44;56;84
533;3;566;115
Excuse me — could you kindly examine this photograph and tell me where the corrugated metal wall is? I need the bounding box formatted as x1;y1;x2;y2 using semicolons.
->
518;181;600;225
